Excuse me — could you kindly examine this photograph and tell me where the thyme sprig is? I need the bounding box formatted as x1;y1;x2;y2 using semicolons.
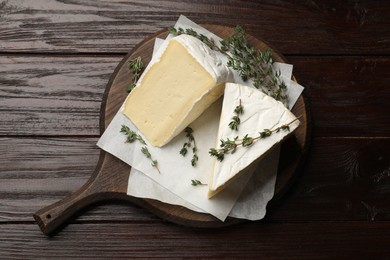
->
120;125;160;173
127;56;144;93
191;179;207;186
120;125;146;144
169;26;288;106
168;27;222;53
180;127;199;166
221;27;288;105
228;99;244;131
141;147;160;173
209;118;299;161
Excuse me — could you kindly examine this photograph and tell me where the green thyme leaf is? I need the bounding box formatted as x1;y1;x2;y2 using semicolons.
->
209;118;299;160
127;56;144;93
229;99;244;131
180;127;199;166
141;146;160;173
191;179;206;186
121;125;160;173
120;125;146;144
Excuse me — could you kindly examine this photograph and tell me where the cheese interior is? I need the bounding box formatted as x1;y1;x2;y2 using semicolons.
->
123;38;225;147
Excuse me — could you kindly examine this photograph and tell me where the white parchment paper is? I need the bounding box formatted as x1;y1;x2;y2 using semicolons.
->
97;15;304;221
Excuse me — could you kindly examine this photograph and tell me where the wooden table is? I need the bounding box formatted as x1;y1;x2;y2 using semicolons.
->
1;1;389;258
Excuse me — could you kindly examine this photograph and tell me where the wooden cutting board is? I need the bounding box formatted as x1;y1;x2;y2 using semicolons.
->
34;24;310;235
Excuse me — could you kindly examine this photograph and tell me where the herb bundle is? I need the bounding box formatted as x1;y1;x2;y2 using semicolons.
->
169;26;288;106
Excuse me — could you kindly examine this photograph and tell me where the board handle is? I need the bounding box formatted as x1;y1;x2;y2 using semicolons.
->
33;152;131;235
33;179;105;235
34;151;106;236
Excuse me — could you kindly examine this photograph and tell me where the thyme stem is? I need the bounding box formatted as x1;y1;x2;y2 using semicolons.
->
191;179;207;186
121;125;160;173
180;127;199;166
229;99;244;131
127;56;144;93
209;117;300;161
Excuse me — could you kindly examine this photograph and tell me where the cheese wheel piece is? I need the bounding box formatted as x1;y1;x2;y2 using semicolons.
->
208;83;300;198
122;35;230;147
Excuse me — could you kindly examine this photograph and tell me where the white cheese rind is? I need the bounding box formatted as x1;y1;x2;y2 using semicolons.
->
121;35;230;147
174;34;231;84
208;83;300;198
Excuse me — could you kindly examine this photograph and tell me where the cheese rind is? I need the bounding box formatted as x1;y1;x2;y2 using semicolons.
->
208;83;300;198
122;35;230;147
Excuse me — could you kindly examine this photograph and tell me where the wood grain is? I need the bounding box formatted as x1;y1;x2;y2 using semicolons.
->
289;56;390;137
267;137;390;221
1;56;388;136
0;55;121;136
1;0;389;256
1;222;389;259
0;0;389;54
31;25;309;234
0;136;159;223
2;137;388;223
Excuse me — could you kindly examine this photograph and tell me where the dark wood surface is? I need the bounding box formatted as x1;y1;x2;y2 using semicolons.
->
32;25;309;234
0;0;389;258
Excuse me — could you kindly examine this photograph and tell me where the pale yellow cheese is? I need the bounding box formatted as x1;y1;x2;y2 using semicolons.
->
122;36;228;147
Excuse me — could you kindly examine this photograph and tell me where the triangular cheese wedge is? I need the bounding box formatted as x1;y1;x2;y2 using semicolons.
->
208;83;300;198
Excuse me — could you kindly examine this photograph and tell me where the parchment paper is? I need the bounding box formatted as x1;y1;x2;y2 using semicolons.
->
97;15;304;221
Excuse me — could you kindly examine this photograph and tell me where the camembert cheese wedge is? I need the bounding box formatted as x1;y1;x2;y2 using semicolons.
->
122;34;230;147
208;83;300;198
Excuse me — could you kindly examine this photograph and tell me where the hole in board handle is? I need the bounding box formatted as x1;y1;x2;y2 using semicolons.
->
46;214;51;219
